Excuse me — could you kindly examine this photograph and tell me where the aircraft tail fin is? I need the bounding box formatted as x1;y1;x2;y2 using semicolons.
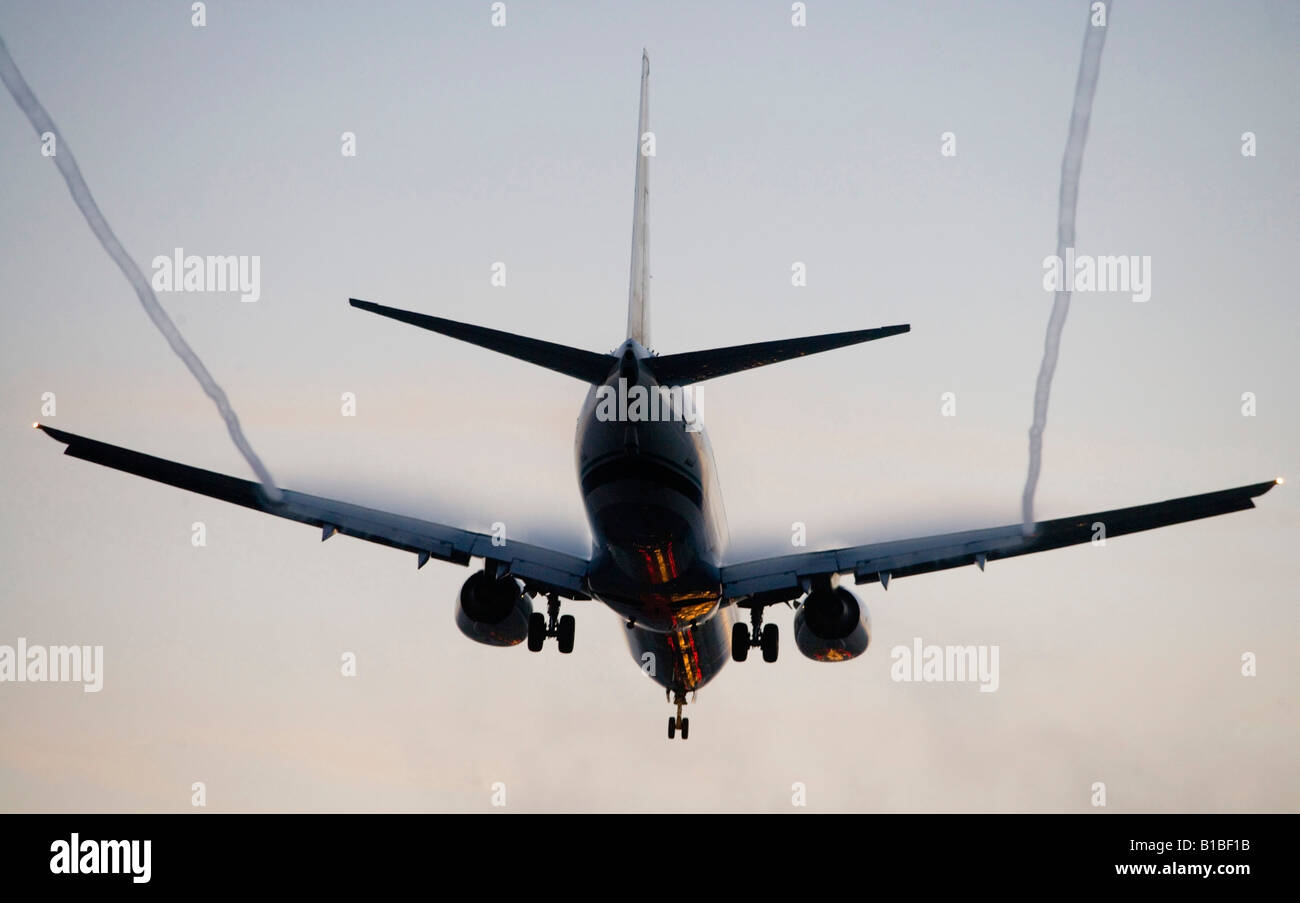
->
645;324;910;386
350;298;616;384
626;50;651;346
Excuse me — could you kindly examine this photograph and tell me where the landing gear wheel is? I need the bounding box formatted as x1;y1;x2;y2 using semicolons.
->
527;612;547;652
557;614;576;654
668;692;690;740
761;623;779;663
731;622;750;662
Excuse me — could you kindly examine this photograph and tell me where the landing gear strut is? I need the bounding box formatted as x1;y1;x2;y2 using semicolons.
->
527;594;575;653
731;605;779;663
667;690;690;740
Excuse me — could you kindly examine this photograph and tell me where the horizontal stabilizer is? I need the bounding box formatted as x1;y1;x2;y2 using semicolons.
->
646;324;910;386
350;298;617;384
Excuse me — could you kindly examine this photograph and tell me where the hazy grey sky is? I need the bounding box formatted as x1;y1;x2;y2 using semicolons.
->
1;0;1296;812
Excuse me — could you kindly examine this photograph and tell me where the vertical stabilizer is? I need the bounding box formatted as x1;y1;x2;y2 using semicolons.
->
626;50;651;345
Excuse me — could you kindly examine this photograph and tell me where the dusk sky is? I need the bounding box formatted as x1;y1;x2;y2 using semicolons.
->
1;0;1296;811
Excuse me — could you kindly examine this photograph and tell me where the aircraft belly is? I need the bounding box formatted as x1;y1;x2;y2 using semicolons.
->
625;606;733;692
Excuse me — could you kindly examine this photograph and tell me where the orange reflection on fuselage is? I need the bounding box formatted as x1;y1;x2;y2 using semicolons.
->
666;629;705;690
637;542;680;585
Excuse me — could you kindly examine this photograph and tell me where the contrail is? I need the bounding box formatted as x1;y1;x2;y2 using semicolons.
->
0;32;282;502
1021;5;1111;534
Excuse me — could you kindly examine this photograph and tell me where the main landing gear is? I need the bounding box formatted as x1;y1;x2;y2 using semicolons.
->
731;605;778;663
667;690;690;740
527;594;575;654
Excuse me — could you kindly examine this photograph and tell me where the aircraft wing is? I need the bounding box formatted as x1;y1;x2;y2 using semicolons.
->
720;479;1280;603
36;425;591;599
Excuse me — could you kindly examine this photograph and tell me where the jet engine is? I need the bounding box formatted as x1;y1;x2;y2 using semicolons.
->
793;586;871;662
455;570;533;646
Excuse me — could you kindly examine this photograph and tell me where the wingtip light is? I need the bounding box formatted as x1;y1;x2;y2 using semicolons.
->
1277;477;1285;485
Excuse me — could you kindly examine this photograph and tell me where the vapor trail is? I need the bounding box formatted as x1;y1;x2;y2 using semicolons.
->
1021;6;1111;534
0;33;282;502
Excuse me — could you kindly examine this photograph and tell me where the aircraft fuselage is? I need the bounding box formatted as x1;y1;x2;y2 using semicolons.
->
576;340;732;693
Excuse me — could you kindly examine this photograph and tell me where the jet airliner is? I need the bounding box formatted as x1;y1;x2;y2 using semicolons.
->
35;52;1279;739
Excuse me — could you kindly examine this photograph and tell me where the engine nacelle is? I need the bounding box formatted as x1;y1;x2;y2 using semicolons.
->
455;571;533;646
793;586;871;662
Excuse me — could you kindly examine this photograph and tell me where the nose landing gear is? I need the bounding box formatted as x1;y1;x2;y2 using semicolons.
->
527;594;576;653
667;690;691;740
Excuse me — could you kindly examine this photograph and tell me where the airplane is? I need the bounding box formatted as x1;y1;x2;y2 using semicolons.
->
34;51;1281;740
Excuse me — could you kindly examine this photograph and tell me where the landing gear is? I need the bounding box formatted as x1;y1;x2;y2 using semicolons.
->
732;605;779;663
527;612;546;651
557;614;575;654
731;622;749;662
527;594;575;654
667;691;690;740
761;622;779;663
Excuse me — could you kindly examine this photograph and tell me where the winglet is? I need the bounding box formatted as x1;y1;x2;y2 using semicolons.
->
36;422;71;443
